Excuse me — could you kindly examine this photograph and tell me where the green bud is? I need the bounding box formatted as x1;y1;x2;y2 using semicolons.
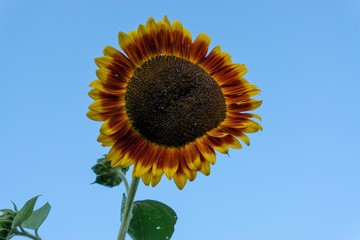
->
91;154;129;188
0;209;15;240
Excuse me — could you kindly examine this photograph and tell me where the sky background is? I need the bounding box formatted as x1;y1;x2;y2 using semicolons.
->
1;0;360;239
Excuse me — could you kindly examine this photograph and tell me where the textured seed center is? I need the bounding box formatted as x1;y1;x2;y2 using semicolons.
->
125;55;226;147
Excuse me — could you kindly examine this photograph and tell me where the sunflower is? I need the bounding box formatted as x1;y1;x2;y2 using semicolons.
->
87;16;262;189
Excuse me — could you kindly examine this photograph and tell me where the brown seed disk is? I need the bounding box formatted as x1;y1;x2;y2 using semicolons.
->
125;55;226;147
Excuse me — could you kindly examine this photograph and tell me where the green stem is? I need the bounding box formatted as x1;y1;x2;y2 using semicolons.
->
117;177;140;240
116;169;130;194
16;225;42;240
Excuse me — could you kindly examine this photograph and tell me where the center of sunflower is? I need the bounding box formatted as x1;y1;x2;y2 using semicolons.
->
125;55;226;148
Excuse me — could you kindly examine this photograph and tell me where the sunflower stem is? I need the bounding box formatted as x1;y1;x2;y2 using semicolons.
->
117;177;140;240
116;169;130;194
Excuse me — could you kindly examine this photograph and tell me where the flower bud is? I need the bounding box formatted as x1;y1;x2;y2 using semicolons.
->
91;155;129;187
0;209;15;240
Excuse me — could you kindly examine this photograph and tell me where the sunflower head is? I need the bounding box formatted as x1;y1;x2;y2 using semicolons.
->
88;16;262;189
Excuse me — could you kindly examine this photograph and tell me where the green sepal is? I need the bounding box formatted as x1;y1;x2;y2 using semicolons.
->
91;154;129;188
127;200;177;240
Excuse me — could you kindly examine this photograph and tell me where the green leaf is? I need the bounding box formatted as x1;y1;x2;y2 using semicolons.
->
127;200;177;240
11;196;39;229
23;202;51;230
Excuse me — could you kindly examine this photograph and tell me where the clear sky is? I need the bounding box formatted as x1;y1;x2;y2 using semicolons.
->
1;0;360;239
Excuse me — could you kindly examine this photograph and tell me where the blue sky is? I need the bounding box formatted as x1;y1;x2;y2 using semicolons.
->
1;0;359;239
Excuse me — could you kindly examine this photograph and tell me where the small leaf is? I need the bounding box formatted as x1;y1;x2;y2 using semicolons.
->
11;196;39;229
127;200;177;240
11;201;18;212
23;202;51;230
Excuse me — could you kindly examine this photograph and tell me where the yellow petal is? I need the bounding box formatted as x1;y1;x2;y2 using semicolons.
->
237;133;250;146
133;161;152;178
200;160;210;176
151;174;162;187
118;31;134;52
141;171;151;186
94;56;113;69
173;173;187;190
103;46;120;57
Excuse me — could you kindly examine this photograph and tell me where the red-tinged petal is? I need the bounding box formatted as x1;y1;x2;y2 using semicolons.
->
103;46;134;69
151;173;162;187
156;21;173;55
202;50;232;74
174;154;197;189
196;139;216;165
239;124;263;133
86;110;114;122
89;99;125;113
227;99;263;112
228;113;262;121
190;33;211;63
94;56;114;69
111;151;133;168
141;171;152;186
132;144;154;178
118;31;144;66
219;127;251;145
99;112;128;135
107;136;134;166
145;17;158;55
133;143;159;177
136;24;154;59
236;132;251;146
97;134;113;147
88;89;125;103
200;155;211;176
152;146;165;177
225;90;261;104
89;80;126;95
181;29;192;59
203;135;229;155
221;118;260;129
163;148;179;180
221;83;258;95
199;45;221;68
163;15;171;27
98;123;131;147
88;89;101;100
221;135;242;149
95;69;128;90
171;21;184;57
207;128;228;138
180;155;197;182
173;172;188;190
146;17;157;31
183;143;201;171
214;64;248;86
109;134;144;168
